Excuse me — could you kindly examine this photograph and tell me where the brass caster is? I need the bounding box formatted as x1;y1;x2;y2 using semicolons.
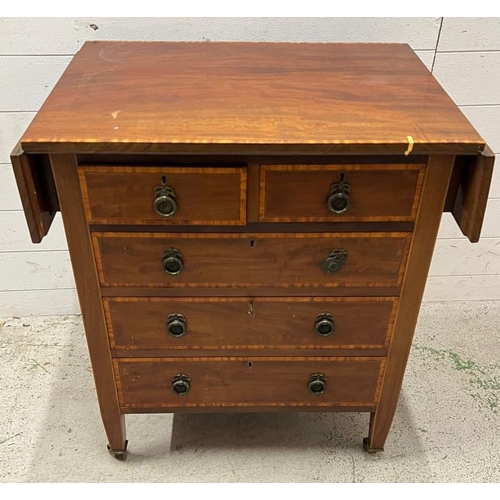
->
363;437;384;454
107;440;128;461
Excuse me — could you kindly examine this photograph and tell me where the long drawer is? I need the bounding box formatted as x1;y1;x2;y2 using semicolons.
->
93;232;411;288
104;297;397;351
114;357;385;408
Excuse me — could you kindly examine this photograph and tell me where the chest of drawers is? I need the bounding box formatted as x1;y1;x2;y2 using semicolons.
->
11;41;494;460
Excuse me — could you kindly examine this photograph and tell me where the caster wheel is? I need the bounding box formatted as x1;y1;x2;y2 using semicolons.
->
107;440;128;461
363;437;384;454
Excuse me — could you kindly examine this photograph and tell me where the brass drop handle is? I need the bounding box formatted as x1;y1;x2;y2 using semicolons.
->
314;313;335;337
308;373;327;395
322;249;348;274
162;248;184;275
327;180;350;214
172;373;191;396
154;184;178;218
167;314;187;338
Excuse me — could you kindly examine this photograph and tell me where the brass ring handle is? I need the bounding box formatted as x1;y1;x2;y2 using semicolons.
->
308;373;327;395
172;373;191;396
154;184;178;218
327;180;350;214
167;313;187;338
162;248;184;275
322;249;348;274
314;313;335;337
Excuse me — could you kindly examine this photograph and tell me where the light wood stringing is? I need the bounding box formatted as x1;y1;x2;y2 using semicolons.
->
79;166;247;226
259;164;426;222
103;296;398;351
113;356;387;408
92;232;412;289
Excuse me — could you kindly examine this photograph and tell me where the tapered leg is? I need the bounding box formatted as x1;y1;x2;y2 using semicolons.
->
51;154;127;458
365;155;455;452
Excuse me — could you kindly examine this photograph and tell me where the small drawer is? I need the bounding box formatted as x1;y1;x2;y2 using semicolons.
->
114;357;385;408
79;166;247;225
93;232;411;288
259;164;425;222
105;297;397;351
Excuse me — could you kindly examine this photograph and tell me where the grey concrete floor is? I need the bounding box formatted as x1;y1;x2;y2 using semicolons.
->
0;301;499;482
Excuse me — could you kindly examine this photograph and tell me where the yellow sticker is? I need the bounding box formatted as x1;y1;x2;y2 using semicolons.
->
404;135;415;156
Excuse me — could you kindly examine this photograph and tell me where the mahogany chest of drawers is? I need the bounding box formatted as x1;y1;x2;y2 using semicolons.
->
12;41;494;460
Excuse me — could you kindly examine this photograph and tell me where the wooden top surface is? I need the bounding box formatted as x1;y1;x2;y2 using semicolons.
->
21;41;484;155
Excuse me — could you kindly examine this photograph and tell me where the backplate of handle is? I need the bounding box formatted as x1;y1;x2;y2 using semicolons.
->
327;180;350;214
314;313;335;337
162;248;184;275
172;373;191;396
154;184;178;218
308;373;327;395
322;248;348;274
167;313;187;337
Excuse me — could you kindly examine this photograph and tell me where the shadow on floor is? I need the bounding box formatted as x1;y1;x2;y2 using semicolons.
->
22;318;428;480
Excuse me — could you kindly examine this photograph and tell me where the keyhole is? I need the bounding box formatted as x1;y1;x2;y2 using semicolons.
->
247;362;253;369
248;302;256;318
340;172;345;182
161;175;167;185
250;239;255;248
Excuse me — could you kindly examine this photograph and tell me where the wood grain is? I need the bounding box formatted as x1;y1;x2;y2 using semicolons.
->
104;296;397;351
77;153;430;167
121;405;376;414
366;155;455;451
89;221;415;234
246;163;260;222
93;232;411;289
259;164;425;222
50;154;126;453
20;42;484;155
79;166;247;225
111;347;388;358
100;285;403;299
113;357;385;408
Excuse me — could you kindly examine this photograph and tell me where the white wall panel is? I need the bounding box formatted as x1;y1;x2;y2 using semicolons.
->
414;50;434;70
0;112;36;163
490;158;500;199
459;106;500;154
433;52;500;105
0;57;71;111
439;18;500;51
0;212;67;252
0;166;23;211
1;17;500;314
0;18;442;55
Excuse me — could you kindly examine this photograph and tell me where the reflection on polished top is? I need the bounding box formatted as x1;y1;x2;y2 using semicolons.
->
20;41;484;155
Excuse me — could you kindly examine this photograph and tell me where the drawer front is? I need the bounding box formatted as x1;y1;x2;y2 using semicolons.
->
94;232;411;288
105;297;397;351
79;166;247;225
259;164;425;222
114;357;385;408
